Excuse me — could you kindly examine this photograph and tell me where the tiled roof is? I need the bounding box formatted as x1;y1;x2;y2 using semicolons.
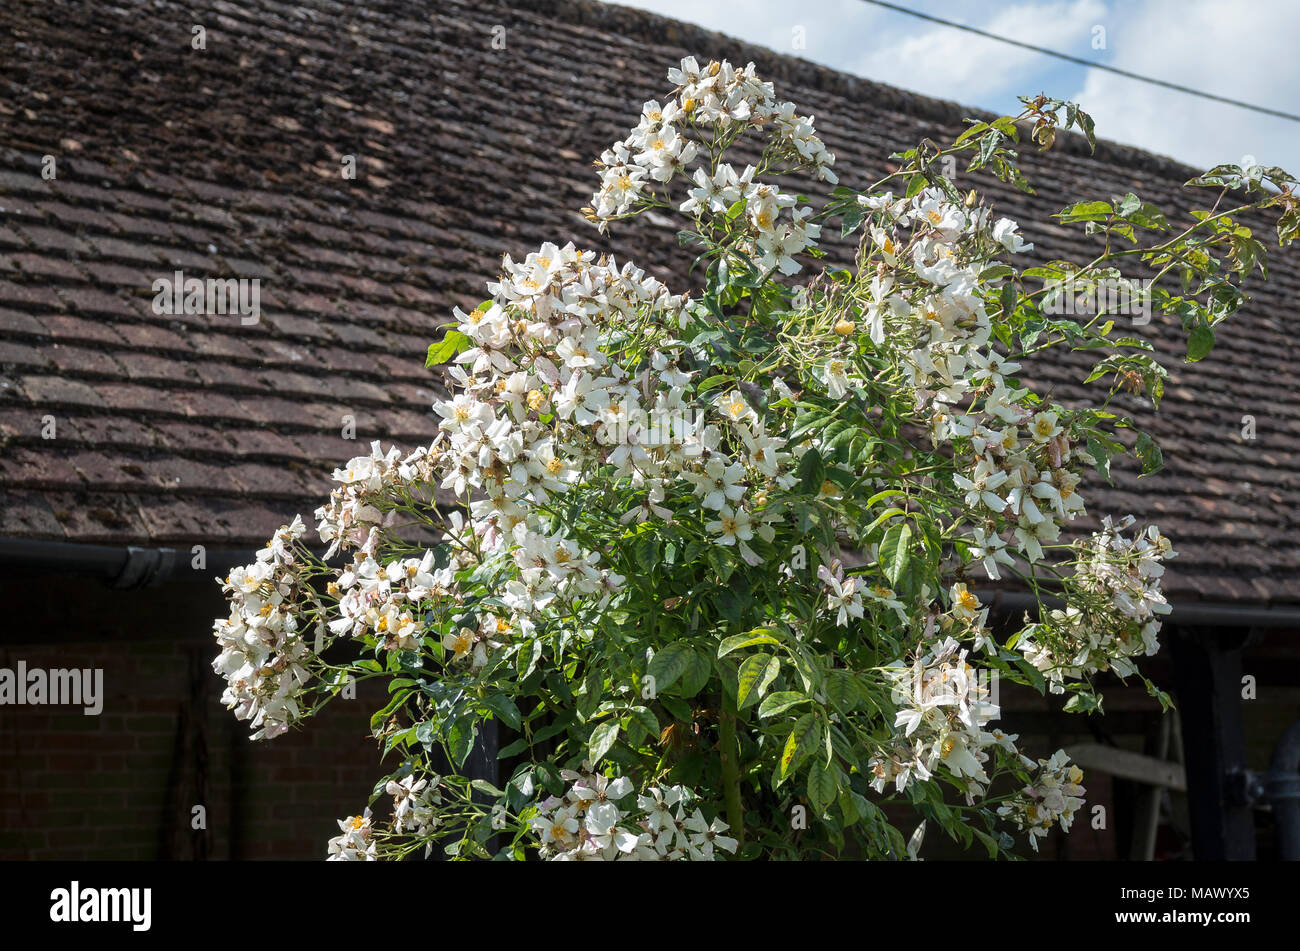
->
1;0;1298;603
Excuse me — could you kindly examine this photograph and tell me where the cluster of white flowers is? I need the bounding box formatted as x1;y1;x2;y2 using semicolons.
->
816;560;912;629
387;774;443;840
996;750;1086;851
591;57;833;276
209;54;1183;861
212;67;837;864
871;636;1010;802
315;440;439;559
326;810;376;861
214;446;465;741
327;776;446;861
427;244;699;656
211;515;317;740
325;534;450;653
528;770;737;861
852;187;1095;583
1078;514;1176;626
844;185;1173;830
1015;515;1177;691
817;561;864;627
430;229;818;633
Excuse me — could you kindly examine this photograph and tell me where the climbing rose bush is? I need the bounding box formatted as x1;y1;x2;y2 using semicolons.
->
212;57;1299;860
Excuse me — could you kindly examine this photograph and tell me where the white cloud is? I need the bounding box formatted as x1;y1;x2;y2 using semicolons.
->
852;0;1106;103
615;0;1300;171
1069;0;1300;170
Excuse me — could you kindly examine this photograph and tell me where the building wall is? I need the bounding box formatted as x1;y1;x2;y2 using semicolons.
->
3;572;1299;860
0;573;389;860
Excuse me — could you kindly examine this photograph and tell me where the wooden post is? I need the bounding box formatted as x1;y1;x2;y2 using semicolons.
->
1169;625;1255;860
1130;714;1172;861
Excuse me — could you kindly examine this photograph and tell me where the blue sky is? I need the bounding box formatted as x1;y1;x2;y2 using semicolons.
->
615;0;1300;173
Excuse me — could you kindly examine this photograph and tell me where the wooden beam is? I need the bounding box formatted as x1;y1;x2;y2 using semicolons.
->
1065;742;1186;792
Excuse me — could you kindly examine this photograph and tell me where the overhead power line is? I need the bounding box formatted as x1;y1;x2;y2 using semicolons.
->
858;0;1300;123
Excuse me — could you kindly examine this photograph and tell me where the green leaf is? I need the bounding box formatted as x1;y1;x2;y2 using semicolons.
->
677;649;712;698
780;713;820;778
1145;679;1175;713
1086;436;1112;484
482;694;522;731
1057;200;1113;223
647;642;694;693
863;506;906;536
577;665;603;722
1068;104;1096;151
1063;692;1101;714
879;523;912;586
1135;431;1164;476
1186;319;1216;362
660;696;693;723
796;447;826;495
515;639;539;679
976;130;1004;169
426;329;470;367
632;532;659;571
807;757;839;816
588;720;620;766
759;690;809;719
992;114;1019;137
497;736;529;758
718;628;780;656
737;652;780;710
1278;207;1299;246
470;778;504;798
865;489;908;508
978;264;1014;281
446;715;478;768
838;788;861;826
626;705;659;738
953;120;990;146
696;374;730;395
824;668;861;712
841;205;864;238
787;643;821;694
972;827;1000;859
1187;164;1245;190
707;548;736;586
370;689;412;732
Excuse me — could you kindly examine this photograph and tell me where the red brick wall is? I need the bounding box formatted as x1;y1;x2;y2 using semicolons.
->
0;576;391;860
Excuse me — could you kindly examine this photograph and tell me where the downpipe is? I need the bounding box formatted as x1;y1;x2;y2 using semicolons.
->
1270;722;1300;861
